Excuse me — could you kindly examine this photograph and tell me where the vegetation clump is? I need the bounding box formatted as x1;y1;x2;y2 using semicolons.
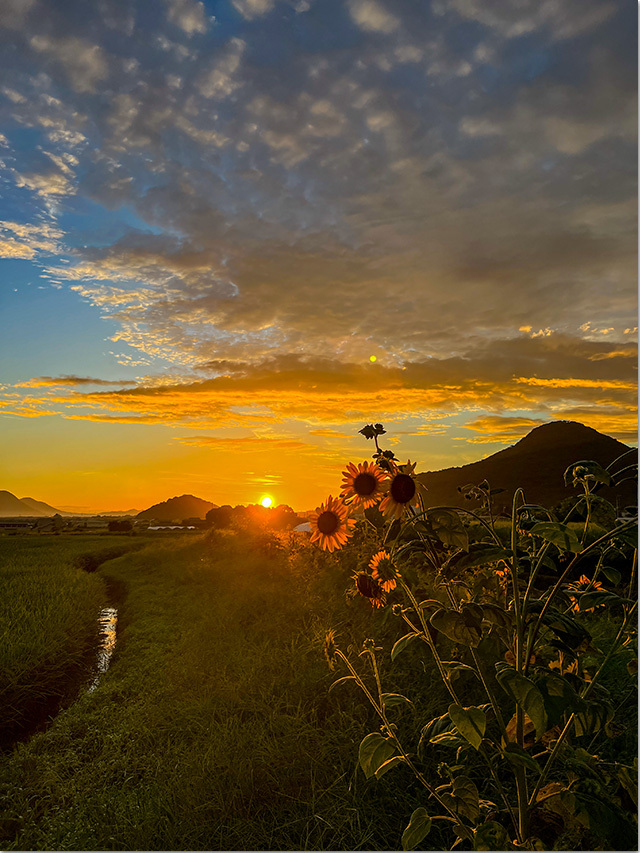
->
314;424;638;851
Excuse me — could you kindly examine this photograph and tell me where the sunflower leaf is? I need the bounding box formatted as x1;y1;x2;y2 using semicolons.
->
381;692;414;711
328;676;358;694
530;522;580;553
448;704;486;750
358;733;396;780
495;663;547;740
417;712;453;757
425;508;469;551
578;590;627;611
375;755;408;780
474;820;510;851
440;775;481;822
401;808;432;851
443;543;512;577
430;608;482;648
391;632;420;661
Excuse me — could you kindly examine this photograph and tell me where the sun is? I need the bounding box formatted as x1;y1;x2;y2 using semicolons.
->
260;496;273;508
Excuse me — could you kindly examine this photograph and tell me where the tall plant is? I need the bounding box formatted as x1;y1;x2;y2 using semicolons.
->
313;425;637;850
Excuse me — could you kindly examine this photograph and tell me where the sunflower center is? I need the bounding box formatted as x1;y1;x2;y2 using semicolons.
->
390;473;416;504
317;510;340;534
375;558;396;582
353;472;377;496
356;573;382;599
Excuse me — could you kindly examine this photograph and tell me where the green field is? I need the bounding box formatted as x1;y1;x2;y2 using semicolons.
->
0;528;636;850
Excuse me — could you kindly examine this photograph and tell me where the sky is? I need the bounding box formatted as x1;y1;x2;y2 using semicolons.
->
0;0;637;512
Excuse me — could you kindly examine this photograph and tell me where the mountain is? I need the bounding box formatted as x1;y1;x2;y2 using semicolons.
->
20;497;66;516
0;491;50;517
136;494;217;522
418;421;637;512
94;508;141;517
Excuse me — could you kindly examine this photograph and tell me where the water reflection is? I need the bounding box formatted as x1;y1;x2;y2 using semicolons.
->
88;606;117;692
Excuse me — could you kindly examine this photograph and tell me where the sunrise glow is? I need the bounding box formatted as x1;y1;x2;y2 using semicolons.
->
261;496;273;508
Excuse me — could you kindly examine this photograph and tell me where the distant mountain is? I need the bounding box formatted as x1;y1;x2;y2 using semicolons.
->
20;497;66;516
95;508;141;517
418;421;637;512
0;491;50;517
136;494;217;522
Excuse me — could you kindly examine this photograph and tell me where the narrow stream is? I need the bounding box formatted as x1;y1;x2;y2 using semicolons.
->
88;605;118;692
2;603;119;752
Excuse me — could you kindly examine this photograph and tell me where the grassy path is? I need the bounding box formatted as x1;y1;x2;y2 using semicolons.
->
0;534;426;851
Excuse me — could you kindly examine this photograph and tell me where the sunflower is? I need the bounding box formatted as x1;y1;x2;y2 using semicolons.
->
369;550;400;592
379;461;421;520
340;461;388;509
309;496;355;552
567;575;604;613
353;571;386;608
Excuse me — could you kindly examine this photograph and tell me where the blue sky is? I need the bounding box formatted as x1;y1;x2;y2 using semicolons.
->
0;0;636;510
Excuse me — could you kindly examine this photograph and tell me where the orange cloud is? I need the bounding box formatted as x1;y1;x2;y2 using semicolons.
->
16;375;138;388
462;415;549;444
515;377;635;390
176;435;309;451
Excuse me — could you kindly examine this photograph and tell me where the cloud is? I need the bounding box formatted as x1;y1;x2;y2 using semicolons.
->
4;335;634;437
347;0;399;33
0;239;35;258
514;377;635;391
197;37;246;99
436;0;617;41
165;0;209;35
29;35;109;93
176;435;308;450
14;171;73;197
0;0;36;29
231;0;276;20
16;375;138;388
462;415;548;444
550;405;638;443
589;348;637;361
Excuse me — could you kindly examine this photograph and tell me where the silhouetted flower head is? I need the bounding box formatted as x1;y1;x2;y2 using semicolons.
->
309;496;355;552
353;571;386;608
567;575;604;613
340;460;388;508
369;550;400;592
380;461;420;519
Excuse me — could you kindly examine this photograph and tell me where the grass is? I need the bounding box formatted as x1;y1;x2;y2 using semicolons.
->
0;529;635;850
0;532;446;850
0;535;146;745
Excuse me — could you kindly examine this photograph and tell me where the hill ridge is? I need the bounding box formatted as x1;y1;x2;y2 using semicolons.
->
419;421;636;510
136;494;218;522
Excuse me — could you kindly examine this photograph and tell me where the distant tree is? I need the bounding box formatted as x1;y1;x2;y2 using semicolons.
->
181;517;209;529
270;504;300;530
108;519;133;532
205;503;300;531
205;505;235;529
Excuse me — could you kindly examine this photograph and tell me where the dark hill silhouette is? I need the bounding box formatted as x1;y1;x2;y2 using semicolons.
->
418;421;637;512
20;496;67;516
0;491;49;517
137;494;217;522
